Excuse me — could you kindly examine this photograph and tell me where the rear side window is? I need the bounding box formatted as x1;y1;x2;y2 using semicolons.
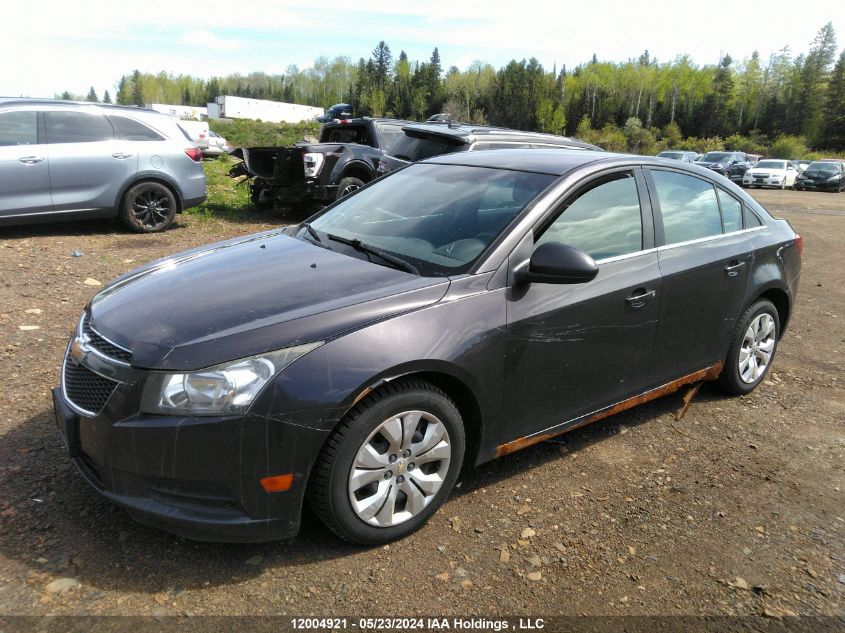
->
651;170;722;245
0;111;37;146
45;111;113;144
718;189;743;233
108;116;164;141
537;171;643;260
388;134;465;161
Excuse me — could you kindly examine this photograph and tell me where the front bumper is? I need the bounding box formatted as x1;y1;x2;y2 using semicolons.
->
742;176;786;188
793;180;840;191
53;385;329;542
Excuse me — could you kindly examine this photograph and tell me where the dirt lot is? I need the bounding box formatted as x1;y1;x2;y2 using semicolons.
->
0;190;843;622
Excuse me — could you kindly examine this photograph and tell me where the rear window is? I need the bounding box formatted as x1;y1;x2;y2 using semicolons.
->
108;116;165;141
388;134;466;162
376;124;405;151
320;125;370;145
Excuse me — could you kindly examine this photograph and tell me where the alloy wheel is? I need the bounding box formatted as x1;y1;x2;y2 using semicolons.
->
132;189;172;229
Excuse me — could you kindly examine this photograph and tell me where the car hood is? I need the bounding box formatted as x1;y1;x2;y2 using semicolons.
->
88;230;449;370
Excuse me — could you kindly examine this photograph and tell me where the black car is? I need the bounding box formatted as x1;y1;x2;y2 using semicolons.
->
792;160;845;192
695;151;751;182
54;150;801;545
376;123;601;176
316;103;353;123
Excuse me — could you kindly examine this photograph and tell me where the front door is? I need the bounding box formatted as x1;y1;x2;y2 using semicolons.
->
503;169;661;444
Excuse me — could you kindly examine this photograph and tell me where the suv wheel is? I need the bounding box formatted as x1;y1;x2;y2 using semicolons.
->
336;177;365;200
717;299;780;395
308;380;465;544
120;182;177;233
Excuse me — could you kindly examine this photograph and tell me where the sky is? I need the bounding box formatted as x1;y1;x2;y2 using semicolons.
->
2;0;842;100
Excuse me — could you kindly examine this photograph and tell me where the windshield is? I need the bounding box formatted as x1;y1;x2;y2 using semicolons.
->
658;152;682;159
699;152;731;163
755;160;786;169
306;163;555;276
388;134;466;162
805;162;840;174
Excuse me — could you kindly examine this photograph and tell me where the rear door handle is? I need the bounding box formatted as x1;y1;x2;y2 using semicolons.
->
725;261;747;277
18;156;45;164
625;289;656;308
112;152;133;160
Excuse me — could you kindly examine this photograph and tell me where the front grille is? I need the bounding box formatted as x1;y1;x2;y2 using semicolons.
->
83;317;132;364
63;361;119;415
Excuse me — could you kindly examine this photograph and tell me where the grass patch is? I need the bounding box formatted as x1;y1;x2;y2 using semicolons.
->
187;155;259;223
208;119;321;148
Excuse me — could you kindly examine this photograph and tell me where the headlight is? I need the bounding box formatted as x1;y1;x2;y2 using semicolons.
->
828;174;842;181
303;152;325;178
140;342;322;415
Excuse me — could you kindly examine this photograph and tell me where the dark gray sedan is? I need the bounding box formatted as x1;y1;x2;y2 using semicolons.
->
54;149;801;544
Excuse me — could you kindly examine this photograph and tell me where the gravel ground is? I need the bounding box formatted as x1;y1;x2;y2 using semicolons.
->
0;190;842;621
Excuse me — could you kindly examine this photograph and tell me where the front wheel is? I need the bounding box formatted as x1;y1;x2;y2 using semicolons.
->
335;176;366;200
119;182;177;233
308;380;465;544
717;299;780;395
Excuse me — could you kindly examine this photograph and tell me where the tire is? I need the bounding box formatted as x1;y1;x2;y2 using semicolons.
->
119;182;177;233
335;176;366;201
717;299;780;395
308;379;465;545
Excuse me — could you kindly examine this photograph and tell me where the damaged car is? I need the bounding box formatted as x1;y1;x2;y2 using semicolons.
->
54;149;801;545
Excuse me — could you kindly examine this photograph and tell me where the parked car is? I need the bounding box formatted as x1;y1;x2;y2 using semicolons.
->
656;150;698;162
741;159;800;189
376;123;601;176
204;130;230;157
229;117;413;209
0;99;206;232
694;151;750;180
176;120;209;151
792;160;845;192
55;149;801;544
726;153;760;184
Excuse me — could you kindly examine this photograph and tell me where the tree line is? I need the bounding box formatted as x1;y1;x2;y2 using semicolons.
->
59;22;845;152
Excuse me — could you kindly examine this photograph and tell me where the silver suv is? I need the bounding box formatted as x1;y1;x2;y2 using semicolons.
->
0;99;206;233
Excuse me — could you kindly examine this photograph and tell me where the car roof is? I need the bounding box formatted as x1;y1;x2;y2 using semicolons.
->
0;98;164;116
401;122;602;151
322;117;415;127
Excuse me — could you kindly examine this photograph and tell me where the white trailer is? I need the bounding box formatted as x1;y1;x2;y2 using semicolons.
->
148;103;208;120
206;96;324;123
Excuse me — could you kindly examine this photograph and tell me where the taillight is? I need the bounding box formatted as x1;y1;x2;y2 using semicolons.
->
794;234;803;256
185;148;203;162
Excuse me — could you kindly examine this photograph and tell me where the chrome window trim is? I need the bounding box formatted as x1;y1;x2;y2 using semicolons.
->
595;248;658;265
656;225;766;252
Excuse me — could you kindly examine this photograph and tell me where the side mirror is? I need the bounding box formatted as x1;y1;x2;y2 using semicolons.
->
522;242;599;284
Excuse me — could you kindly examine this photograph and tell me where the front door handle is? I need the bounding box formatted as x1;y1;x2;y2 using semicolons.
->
18;156;45;164
625;289;656;308
112;152;133;160
725;260;747;277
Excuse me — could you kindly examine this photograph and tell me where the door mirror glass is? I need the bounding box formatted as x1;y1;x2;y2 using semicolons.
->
525;242;598;284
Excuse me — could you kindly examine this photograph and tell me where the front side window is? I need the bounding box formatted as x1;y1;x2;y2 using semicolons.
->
651;170;722;244
537;171;643;260
45;111;113;144
307;163;555;276
0;111;37;146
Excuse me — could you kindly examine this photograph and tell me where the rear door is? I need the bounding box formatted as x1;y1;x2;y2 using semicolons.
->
45;109;138;213
503;168;661;442
0;109;52;217
646;168;754;382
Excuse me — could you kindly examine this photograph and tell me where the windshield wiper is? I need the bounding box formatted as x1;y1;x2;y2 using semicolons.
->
301;222;323;243
327;233;419;275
